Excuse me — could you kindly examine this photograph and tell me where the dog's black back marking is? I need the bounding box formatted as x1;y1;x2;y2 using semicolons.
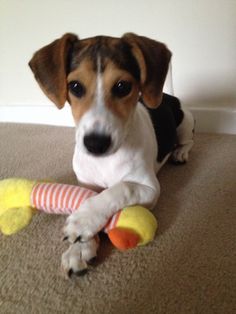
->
144;93;184;162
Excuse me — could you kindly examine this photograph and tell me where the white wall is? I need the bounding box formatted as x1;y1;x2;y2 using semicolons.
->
0;0;235;113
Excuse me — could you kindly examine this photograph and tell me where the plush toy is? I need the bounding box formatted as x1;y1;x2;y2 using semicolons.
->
0;178;157;250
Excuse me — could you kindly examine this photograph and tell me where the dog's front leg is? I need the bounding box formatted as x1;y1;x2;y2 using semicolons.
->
63;181;160;243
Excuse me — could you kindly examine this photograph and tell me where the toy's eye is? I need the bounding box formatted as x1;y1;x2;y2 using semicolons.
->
112;80;132;98
68;80;86;98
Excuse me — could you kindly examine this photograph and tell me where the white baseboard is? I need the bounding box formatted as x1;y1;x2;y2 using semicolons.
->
0;105;75;127
0;105;235;134
190;106;236;135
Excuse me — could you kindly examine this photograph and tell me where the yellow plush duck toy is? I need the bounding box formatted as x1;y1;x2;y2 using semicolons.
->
0;178;157;250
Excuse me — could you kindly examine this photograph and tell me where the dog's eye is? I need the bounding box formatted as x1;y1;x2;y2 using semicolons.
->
112;80;132;98
68;81;86;98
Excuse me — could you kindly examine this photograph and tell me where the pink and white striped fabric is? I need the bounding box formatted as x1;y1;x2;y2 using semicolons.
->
31;182;97;214
30;182;122;232
103;210;122;233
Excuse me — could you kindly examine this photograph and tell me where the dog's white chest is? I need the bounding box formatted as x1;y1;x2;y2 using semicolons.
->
73;145;137;190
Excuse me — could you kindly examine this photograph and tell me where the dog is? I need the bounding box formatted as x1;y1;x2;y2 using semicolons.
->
29;33;194;277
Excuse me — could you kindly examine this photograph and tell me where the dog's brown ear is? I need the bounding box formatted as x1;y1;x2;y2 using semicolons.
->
123;33;172;108
29;33;78;109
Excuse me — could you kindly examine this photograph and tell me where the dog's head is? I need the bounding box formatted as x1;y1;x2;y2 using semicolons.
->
29;33;171;156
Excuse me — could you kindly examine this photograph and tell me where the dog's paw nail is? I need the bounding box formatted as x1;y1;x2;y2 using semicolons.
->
74;235;90;243
67;268;88;278
75;269;88;277
68;268;73;279
74;235;82;243
87;256;97;265
170;158;186;165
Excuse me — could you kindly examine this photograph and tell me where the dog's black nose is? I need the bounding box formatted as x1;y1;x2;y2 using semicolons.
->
83;133;112;155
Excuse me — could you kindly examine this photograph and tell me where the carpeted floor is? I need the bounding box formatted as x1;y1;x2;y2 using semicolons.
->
0;123;235;314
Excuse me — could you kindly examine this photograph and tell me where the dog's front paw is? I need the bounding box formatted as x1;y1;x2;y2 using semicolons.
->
63;205;107;243
61;237;99;279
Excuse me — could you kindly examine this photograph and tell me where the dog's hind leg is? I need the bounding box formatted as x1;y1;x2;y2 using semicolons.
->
171;107;195;164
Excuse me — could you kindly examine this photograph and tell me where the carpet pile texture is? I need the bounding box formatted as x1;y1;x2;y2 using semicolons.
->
0;123;235;314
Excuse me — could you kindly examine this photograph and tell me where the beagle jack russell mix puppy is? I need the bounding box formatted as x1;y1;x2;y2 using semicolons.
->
29;33;194;277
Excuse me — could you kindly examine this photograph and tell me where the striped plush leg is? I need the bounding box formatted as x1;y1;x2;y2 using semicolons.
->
31;182;97;214
30;182;141;250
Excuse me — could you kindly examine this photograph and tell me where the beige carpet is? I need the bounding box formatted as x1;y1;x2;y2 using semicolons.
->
0;123;235;314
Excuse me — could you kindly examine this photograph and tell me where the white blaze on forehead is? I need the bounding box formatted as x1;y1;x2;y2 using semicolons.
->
74;55;130;155
80;54;112;135
95;56;104;108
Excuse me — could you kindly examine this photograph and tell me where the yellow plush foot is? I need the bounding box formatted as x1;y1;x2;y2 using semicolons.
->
0;206;34;235
105;206;158;250
0;178;36;235
108;228;141;250
113;206;158;245
0;178;36;210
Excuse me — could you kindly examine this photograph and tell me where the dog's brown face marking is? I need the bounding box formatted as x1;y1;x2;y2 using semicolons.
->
67;36;141;124
102;62;140;120
67;58;97;122
70;36;140;80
